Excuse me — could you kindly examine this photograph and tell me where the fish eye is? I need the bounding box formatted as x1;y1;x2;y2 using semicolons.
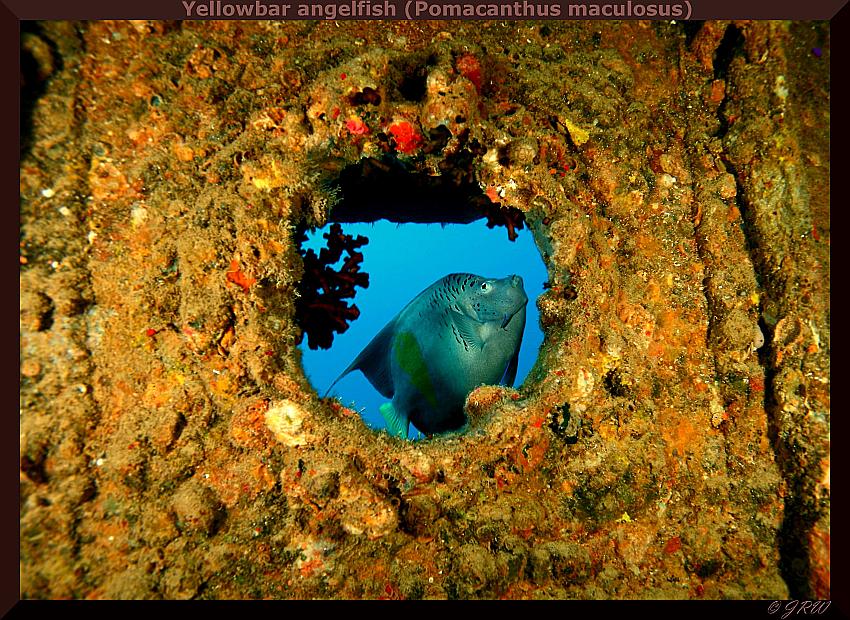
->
481;282;490;291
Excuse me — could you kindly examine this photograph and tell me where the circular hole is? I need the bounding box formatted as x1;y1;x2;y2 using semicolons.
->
296;163;547;440
299;220;546;439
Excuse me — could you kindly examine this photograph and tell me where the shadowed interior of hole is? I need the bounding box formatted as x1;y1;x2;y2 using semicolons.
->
299;220;547;440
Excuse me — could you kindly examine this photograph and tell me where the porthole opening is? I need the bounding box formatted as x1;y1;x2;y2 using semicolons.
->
295;161;547;439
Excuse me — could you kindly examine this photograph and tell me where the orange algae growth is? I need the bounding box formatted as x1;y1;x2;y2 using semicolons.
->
226;260;256;293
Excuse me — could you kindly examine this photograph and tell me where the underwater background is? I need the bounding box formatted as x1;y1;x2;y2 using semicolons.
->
300;221;547;437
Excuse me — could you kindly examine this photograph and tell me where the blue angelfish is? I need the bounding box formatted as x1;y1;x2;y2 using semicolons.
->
326;273;528;438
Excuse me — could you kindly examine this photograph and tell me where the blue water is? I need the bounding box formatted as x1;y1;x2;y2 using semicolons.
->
299;221;546;439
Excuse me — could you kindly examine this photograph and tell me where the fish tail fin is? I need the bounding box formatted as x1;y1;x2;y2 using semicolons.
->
380;402;409;439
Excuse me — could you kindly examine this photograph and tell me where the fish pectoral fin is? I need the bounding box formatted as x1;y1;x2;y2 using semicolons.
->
380;402;410;439
450;310;484;351
501;347;520;387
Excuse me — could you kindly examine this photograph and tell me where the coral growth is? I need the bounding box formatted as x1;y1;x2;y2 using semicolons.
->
455;53;483;94
387;121;424;154
295;223;369;349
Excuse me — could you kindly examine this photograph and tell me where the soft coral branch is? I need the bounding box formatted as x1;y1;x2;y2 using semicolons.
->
296;223;369;350
480;203;526;242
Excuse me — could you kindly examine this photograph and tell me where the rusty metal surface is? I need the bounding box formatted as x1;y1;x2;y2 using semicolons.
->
19;20;828;599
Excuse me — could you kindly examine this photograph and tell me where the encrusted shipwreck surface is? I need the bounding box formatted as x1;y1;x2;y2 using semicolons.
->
20;20;829;599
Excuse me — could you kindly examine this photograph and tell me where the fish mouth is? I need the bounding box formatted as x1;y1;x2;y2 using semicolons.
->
500;306;524;329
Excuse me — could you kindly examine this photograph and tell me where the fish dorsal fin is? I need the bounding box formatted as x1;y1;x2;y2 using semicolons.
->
324;318;397;399
379;402;409;439
449;310;484;352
